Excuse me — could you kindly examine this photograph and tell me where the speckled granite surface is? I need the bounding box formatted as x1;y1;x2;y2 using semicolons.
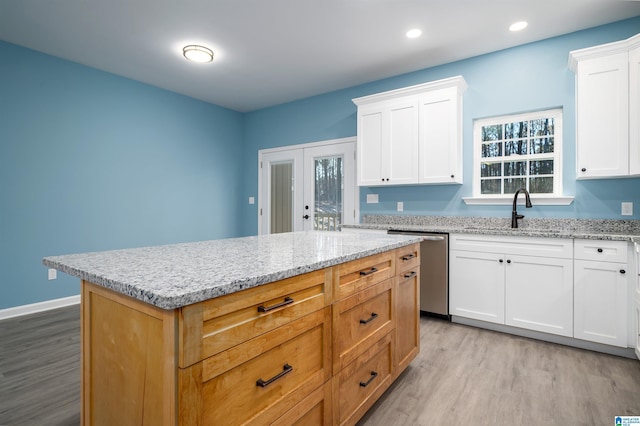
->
342;215;640;242
42;231;421;310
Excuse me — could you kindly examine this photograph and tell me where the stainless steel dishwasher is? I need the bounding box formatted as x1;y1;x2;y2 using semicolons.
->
388;230;449;319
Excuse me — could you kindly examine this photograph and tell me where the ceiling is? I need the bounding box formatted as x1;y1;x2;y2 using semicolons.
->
1;1;639;112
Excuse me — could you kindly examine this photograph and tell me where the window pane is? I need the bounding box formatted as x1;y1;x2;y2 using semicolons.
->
505;121;528;139
481;162;502;177
530;177;554;193
481;179;501;194
530;118;554;137
482;142;502;158
482;125;503;141
504;161;526;176
504;178;526;194
529;160;554;175
314;156;343;231
530;137;554;154
505;140;527;156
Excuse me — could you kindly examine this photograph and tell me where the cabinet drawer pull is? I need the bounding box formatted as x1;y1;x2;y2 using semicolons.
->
403;271;417;279
359;267;378;276
257;297;294;313
256;364;293;388
401;253;416;261
360;312;378;324
620;269;626;274
359;371;378;387
597;248;603;253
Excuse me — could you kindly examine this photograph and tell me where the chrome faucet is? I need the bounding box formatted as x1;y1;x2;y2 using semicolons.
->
511;188;532;228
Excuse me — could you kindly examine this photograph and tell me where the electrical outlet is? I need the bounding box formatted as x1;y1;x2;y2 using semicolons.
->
397;202;404;212
248;197;255;205
366;194;379;204
48;268;57;280
621;202;633;216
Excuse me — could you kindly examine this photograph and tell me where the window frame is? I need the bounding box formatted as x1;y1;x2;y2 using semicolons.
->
465;108;573;205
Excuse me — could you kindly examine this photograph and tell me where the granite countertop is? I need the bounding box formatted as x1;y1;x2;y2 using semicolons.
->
43;231;421;310
344;215;640;243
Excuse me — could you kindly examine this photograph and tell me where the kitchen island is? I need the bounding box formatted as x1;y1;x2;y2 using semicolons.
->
43;231;422;426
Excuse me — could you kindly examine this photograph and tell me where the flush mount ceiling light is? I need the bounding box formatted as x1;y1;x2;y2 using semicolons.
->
406;29;422;39
509;21;528;32
183;45;214;63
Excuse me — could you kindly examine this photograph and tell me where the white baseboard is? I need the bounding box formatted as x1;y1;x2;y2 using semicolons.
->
0;295;81;321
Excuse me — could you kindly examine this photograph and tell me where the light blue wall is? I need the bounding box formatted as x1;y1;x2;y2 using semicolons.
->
240;17;640;236
0;41;244;309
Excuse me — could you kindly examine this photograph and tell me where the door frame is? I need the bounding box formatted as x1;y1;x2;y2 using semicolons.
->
258;137;359;235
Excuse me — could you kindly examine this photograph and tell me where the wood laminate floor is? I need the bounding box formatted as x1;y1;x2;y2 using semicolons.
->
1;307;639;425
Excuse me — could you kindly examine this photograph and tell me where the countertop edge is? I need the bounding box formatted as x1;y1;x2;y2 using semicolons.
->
42;236;421;310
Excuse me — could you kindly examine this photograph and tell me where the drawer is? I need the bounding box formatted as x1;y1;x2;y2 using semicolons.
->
179;268;331;367
395;243;420;274
334;251;394;300
179;308;332;426
332;332;394;426
272;381;332;426
574;239;629;263
450;233;573;259
333;279;394;372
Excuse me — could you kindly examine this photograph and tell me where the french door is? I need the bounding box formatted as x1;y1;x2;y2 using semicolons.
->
258;138;357;234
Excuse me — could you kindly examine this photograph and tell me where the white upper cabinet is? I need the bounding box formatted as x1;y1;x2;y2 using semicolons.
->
353;76;467;186
569;33;640;179
418;87;464;184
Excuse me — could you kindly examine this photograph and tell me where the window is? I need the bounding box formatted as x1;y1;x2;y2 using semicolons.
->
472;108;563;199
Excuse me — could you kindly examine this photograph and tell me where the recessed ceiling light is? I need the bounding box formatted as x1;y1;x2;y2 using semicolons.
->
406;29;422;39
183;45;214;63
509;21;528;32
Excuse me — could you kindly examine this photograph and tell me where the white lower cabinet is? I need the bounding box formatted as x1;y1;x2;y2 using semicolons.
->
450;234;574;337
450;250;505;324
505;255;573;337
573;239;629;347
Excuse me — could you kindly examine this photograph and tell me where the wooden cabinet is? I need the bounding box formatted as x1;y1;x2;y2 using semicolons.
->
574;239;629;347
353;76;467;186
394;244;420;374
569;33;640;179
449;234;574;337
80;245;420;425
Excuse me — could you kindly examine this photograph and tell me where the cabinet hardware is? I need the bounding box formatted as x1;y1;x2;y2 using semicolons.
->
256;364;293;388
450;174;455;178
257;297;294;313
581;168;587;172
620;269;626;274
359;267;378;276
401;253;416;261
303;214;309;219
499;259;504;263
359;371;378;387
403;271;417;279
506;259;511;264
359;312;378;324
597;248;603;253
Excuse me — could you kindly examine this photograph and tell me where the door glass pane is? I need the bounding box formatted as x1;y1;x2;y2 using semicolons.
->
314;156;343;231
270;162;293;234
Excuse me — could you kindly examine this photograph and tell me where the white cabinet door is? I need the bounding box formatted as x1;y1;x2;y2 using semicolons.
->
356;100;418;186
450;250;505;324
418;87;462;184
575;52;629;178
358;108;384;185
630;45;640;175
574;260;628;347
505;255;574;337
387;100;419;185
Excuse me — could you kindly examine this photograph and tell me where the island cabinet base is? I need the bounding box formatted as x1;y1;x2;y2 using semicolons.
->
80;243;420;426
